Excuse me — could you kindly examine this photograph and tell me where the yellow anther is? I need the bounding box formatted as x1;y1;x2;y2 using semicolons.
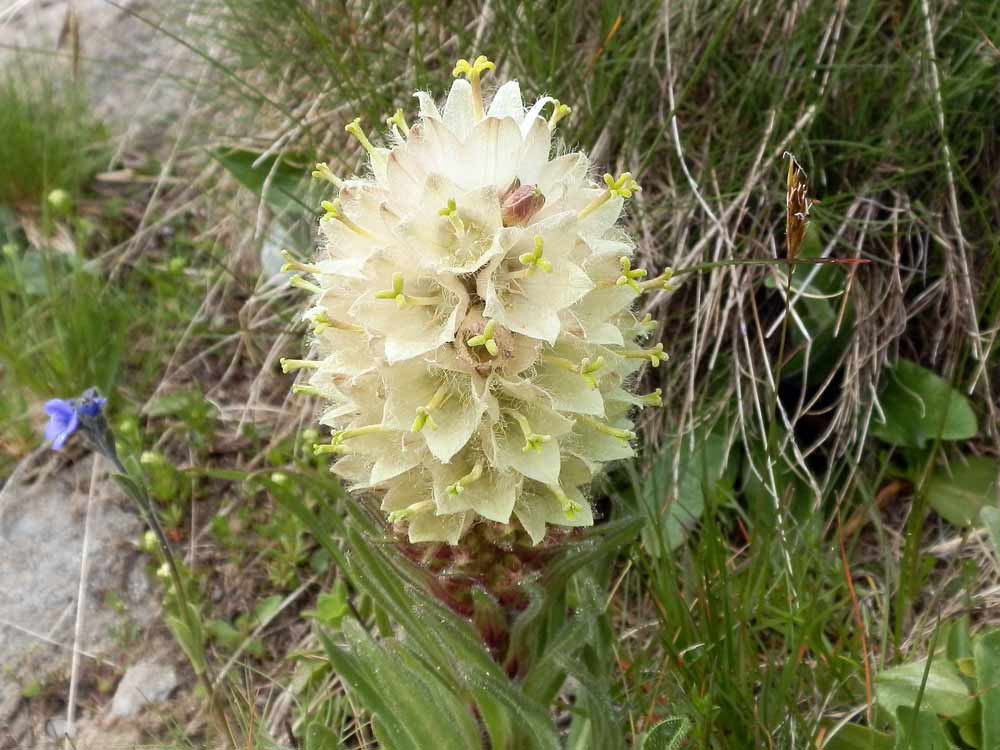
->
639;267;677;293
280;249;319;275
542;354;605;389
547;101;572;131
615;256;648;293
386;108;410;137
577;356;605;389
320;199;373;238
579;172;640;220
279;358;319;373
622;343;666;367
411;384;450;433
309;311;363;335
467;319;499;357
578;415;637;444
452;55;495;81
517;236;553;273
314;425;386;455
344;117;384;166
509;411;551;454
375;272;408;308
546;483;582;519
291;384;324;398
311;162;343;187
447;460;484;496
289;275;322;295
438;198;466;236
639;388;663;408
604;172;641;199
388;500;434;523
452;55;495;120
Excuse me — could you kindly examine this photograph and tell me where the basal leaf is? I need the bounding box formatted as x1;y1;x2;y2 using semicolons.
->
921;457;999;526
871;359;977;449
211;147;314;217
876;657;974;719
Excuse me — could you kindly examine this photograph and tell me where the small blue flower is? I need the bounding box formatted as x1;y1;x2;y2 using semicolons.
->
43;392;107;451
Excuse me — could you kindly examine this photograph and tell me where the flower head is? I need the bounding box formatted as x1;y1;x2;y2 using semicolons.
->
287;56;671;545
43;389;107;451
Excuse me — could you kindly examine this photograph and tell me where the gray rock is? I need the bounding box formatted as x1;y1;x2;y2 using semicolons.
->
110;659;178;718
0;463;153;719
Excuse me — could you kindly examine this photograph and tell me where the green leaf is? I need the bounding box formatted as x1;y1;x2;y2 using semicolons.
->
210;147;313;217
253;594;284;626
894;707;958;749
877;657;974;719
823;724;894;750
304;582;350;628
974;630;1000;750
304;723;344;750
641;717;691;750
871;359;977;449
921;457;999;526
641;428;733;556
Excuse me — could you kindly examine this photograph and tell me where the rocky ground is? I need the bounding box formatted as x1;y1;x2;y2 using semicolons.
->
1;2;201;747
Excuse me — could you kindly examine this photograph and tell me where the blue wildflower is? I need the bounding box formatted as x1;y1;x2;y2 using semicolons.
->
42;391;107;451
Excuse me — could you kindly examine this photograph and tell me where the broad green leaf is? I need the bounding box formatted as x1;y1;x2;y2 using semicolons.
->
641;428;733;556
210;147;314;217
253;594;284;626
823;724;893;750
921;457;999;526
894;707;958;749
304;723;344;750
877;657;974;719
304;582;350;628
871;359;977;449
975;630;1000;749
641;717;691;750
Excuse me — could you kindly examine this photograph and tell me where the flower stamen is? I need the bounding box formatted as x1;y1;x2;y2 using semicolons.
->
452;55;495;120
547;101;572;131
314;424;387;455
542;354;605;389
615;256;648;293
412;383;451;433
374;272;441;308
309;311;363;334
639;388;663;408
280;249;320;275
517;236;553;273
546;483;582;519
345;117;385;168
620;343;666;367
386;108;410;137
321;199;373;238
447;460;484;496
388;500;434;523
311;162;343;187
467;319;499;357
289;275;322;295
438;198;466;237
638;267;677;293
578;415;637;444
279;358;319;373
508;411;551;453
578;172;641;220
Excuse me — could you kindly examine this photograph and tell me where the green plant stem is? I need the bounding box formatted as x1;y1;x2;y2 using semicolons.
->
109;451;238;749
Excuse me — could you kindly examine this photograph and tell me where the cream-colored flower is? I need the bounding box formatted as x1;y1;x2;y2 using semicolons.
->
286;56;672;545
